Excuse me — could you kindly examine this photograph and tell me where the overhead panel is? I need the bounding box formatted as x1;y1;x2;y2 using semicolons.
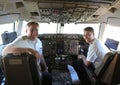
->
23;0;116;23
38;2;99;23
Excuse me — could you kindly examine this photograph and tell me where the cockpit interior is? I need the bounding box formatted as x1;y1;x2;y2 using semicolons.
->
0;0;120;85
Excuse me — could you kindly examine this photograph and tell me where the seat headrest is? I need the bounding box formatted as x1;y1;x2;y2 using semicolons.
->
95;52;114;76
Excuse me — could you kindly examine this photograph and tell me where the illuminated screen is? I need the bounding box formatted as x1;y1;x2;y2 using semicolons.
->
56;41;64;54
105;38;119;50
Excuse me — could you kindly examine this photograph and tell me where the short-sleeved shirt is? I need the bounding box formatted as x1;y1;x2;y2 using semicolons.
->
86;38;110;69
7;36;43;55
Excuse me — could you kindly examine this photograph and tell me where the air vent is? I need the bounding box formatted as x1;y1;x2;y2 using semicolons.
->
92;15;99;18
30;12;39;16
16;2;24;9
109;7;117;13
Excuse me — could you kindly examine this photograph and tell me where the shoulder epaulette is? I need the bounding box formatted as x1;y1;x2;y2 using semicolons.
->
22;36;28;40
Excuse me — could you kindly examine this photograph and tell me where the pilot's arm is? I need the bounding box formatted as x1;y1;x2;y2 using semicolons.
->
2;46;29;55
82;56;91;66
78;55;91;66
34;51;48;71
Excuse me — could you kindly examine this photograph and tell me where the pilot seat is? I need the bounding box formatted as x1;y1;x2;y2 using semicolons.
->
2;53;42;85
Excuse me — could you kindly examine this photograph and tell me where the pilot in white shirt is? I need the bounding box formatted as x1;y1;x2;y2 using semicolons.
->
86;38;109;69
2;21;52;85
7;35;43;56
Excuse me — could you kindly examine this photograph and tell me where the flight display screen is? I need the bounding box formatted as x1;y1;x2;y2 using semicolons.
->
56;41;64;54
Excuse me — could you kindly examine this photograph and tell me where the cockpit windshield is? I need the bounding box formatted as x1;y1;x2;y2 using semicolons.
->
21;21;100;37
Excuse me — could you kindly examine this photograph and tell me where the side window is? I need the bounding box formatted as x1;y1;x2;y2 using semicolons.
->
0;23;14;45
103;24;120;51
102;18;120;51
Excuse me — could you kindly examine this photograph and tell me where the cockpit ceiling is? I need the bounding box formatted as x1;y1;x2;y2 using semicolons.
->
24;0;115;3
0;0;118;23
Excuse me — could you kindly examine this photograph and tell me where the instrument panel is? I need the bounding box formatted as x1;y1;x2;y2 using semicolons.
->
39;34;81;40
38;34;84;56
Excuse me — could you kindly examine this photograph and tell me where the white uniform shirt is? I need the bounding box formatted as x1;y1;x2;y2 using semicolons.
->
7;36;43;55
86;39;110;69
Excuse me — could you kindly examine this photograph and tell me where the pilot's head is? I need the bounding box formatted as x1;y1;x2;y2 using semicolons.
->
83;27;95;43
26;21;39;40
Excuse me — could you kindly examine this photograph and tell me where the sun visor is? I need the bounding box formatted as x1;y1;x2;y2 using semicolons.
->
0;13;20;24
107;17;120;27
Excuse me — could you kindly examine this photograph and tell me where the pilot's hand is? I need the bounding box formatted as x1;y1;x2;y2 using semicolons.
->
78;54;83;59
26;48;40;59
